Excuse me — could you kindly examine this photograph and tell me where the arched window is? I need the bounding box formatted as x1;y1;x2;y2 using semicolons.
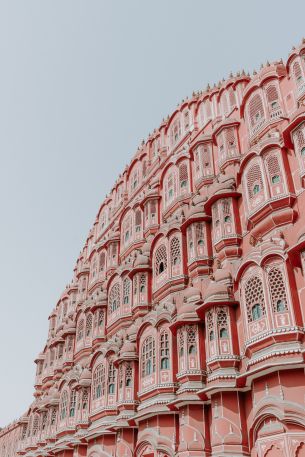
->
77;319;84;342
179;162;188;190
123;277;131;304
221;91;229;116
51;408;57;426
265;153;283;191
141;336;156;376
140;274;146;293
266;84;280;111
160;331;170;369
99;251;106;271
155;244;167;277
135;209;142;233
97;309;104;330
93;364;105;399
109;283;121;313
228;86;236;110
196;223;205;248
206;310;214;342
122;213;132;247
85;313;93;337
293;60;303;87
126;363;132;386
82;389;88;412
170;236;181;267
69;390;76;417
225;128;236;157
294;125;305;168
184;110;190;130
171;118;182;145
187;325;197;353
165;170;177;204
108;361;116;394
217;307;229;338
267;265;288;313
246;161;264;202
60;391;68;420
248;93;265;130
244;275;266;322
32;415;39;436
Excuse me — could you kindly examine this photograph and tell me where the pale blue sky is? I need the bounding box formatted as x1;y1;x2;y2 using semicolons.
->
0;0;304;426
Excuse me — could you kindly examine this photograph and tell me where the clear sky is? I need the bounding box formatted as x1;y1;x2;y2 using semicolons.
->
0;0;304;427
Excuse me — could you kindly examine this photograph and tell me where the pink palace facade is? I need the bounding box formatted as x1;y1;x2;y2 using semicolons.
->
3;41;305;457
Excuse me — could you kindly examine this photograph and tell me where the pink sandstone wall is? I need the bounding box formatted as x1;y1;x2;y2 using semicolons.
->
2;39;305;457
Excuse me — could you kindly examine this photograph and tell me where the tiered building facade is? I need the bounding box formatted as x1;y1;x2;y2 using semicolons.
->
2;41;305;457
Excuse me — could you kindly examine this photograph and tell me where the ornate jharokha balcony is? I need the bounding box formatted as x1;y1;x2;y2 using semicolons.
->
4;38;305;457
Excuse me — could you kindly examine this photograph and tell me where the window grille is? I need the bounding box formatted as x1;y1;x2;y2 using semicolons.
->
160;331;170;369
206;309;214;338
179;162;188;189
93;364;105;399
267;266;288;313
293;61;303;85
195;223;205;246
69;390;76;417
186;325;197;352
126;363;132;385
109;283;120;313
266;85;279;104
249;94;264;126
32;415;39;436
155;244;167;276
221;92;228;115
265;153;282;186
222;199;231;217
108;361;116;393
225;128;236;150
229;87;236;109
77;319;84;341
205;99;212;118
244;275;266;322
140;274;146;293
123;278;131;304
82;389;88;410
178;328;184;358
247;162;264;200
98;309;104;328
187;226;194;253
99;252;106;271
184;110;190;130
135;209;142;231
217;307;228;337
142;160;147;177
170;236;181;266
51;408;57;425
141;336;156;376
60;391;68;420
85;313;93;336
202;145;211;167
